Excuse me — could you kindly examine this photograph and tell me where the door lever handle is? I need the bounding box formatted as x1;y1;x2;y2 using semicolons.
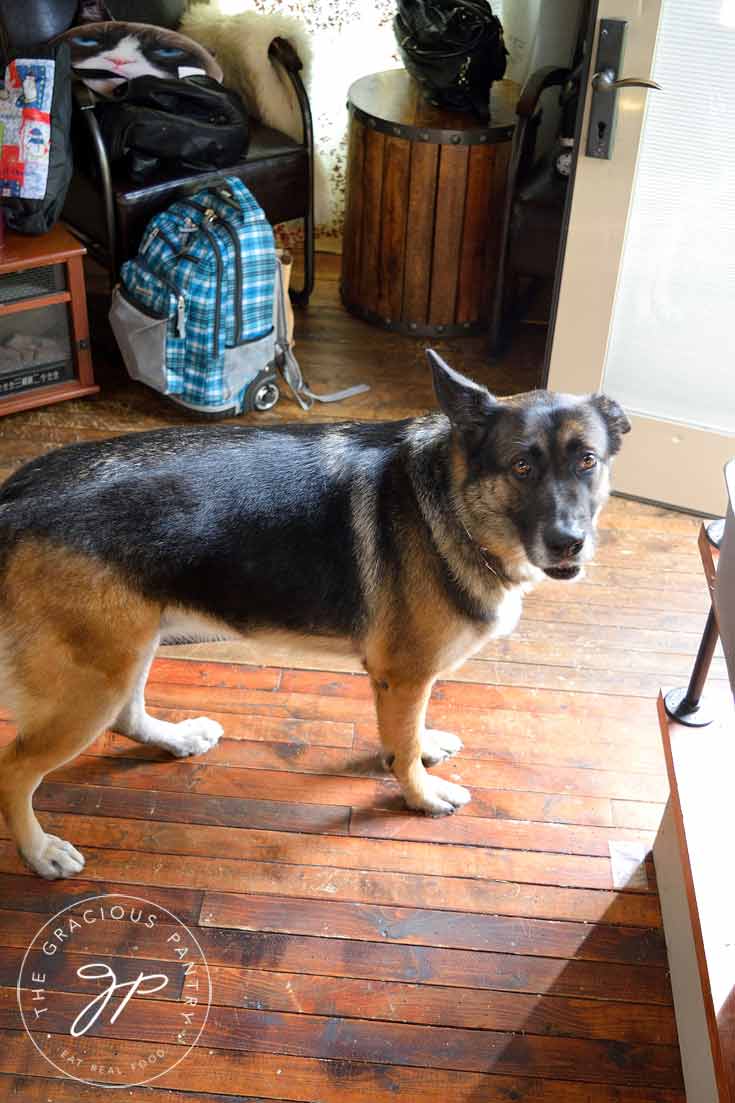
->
592;68;661;92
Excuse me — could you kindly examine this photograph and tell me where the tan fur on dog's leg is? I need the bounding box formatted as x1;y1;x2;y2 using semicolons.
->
371;676;470;816
0;541;160;878
0;692;128;878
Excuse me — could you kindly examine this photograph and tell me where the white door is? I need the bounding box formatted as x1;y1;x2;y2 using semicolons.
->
547;0;735;515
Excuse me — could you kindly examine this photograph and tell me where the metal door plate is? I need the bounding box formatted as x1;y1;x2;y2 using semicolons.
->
586;18;627;159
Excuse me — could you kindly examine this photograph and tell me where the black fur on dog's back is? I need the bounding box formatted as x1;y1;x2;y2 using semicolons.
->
0;364;630;644
0;422;448;637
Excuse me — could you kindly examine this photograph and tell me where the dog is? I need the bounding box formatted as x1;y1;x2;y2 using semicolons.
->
0;351;630;878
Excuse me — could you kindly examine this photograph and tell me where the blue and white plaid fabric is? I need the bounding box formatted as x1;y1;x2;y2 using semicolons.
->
119;177;276;410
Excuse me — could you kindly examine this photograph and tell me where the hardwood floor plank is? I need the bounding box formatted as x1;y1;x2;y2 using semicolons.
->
0;909;673;1005
0;811;656;895
201;892;666;965
478;635;728;681
32;781;351;835
0;873;203;923
0;724;667;829
31;777;657;859
149;659;283;690
215;966;678;1045
0;1075;293;1103
511;614;719;656
37;752;669;813
0;955;678;1044
0;838;662;927
0;990;684;1091
522;597;709;634
279;668;669;717
0;1030;687;1103
612;800;669;830
355;721;667;773
349;807;656;857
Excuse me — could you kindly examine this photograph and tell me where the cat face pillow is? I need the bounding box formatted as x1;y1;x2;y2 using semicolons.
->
59;21;222;95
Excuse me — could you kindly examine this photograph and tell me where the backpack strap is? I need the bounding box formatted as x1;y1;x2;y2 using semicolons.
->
273;258;369;409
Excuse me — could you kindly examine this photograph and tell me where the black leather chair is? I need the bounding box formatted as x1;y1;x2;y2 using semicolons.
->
0;0;315;305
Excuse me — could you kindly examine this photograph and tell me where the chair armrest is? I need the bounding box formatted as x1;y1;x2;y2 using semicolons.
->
268;36;303;73
72;80;98;111
70;79;118;273
516;65;571;117
266;33;314;302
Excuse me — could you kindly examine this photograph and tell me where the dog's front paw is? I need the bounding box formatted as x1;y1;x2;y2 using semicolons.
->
405;775;471;817
24;834;85;880
421;728;463;766
167;717;223;758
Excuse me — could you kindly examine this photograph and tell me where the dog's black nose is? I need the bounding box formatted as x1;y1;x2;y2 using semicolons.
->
545;528;585;560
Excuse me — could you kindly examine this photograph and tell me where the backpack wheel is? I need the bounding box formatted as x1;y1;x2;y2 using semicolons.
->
251;380;280;411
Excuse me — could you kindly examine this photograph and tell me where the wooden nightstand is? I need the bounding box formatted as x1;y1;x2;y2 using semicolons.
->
0;224;99;416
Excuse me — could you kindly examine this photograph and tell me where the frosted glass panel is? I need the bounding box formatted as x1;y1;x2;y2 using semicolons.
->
603;0;735;434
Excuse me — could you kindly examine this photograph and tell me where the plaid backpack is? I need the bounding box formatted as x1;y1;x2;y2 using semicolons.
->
110;177;367;414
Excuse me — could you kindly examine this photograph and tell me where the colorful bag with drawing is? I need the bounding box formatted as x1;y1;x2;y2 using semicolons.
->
0;42;73;234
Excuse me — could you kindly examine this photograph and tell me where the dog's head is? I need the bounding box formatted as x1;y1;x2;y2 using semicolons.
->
428;350;630;580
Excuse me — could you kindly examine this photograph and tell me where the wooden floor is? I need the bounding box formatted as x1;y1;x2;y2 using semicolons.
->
0;253;727;1100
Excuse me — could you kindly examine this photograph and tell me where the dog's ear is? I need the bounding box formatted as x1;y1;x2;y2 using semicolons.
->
427;349;498;431
590;393;632;455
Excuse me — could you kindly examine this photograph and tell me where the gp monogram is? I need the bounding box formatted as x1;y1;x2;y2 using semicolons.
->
17;894;211;1088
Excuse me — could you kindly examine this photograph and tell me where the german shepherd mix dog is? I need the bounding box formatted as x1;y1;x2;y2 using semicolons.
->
0;352;630;879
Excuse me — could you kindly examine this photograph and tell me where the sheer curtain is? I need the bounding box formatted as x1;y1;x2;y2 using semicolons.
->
215;0;583;245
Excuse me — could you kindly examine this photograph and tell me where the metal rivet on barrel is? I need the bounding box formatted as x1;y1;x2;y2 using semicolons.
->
451;134;461;144
421;131;429;141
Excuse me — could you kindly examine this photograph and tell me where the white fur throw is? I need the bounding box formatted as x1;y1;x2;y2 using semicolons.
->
181;5;331;225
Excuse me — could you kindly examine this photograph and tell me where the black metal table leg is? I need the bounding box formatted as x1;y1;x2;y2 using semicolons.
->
664;606;719;726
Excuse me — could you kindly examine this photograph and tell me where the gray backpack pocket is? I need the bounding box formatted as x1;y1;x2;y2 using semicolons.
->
109;286;170;395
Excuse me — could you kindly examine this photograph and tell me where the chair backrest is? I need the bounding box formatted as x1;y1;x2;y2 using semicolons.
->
107;0;186;30
0;0;186;57
0;0;77;52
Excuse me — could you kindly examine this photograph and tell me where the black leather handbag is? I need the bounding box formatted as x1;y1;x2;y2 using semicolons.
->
93;74;249;182
394;0;507;118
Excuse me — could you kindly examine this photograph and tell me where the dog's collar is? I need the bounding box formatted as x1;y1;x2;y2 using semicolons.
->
460;523;512;585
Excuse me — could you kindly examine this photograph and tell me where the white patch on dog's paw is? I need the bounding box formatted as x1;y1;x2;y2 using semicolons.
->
25;834;85;880
421;728;463;766
165;717;223;757
405;775;471;817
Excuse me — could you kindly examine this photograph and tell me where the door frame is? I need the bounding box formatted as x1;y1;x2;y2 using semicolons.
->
541;0;733;516
541;0;599;389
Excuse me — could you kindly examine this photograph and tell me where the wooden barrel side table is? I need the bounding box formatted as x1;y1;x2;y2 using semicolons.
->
341;70;517;337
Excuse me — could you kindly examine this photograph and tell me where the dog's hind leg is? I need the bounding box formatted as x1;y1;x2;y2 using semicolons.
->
0;543;161;879
0;685;132;879
370;673;470;816
113;635;223;758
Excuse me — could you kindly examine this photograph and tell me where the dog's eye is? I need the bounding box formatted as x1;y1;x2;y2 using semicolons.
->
511;458;532;479
579;452;597;471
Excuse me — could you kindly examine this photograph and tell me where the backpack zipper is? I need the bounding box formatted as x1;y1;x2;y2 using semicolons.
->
147;225;198;264
184;196;244;345
177;199;224;357
134;257;187;339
